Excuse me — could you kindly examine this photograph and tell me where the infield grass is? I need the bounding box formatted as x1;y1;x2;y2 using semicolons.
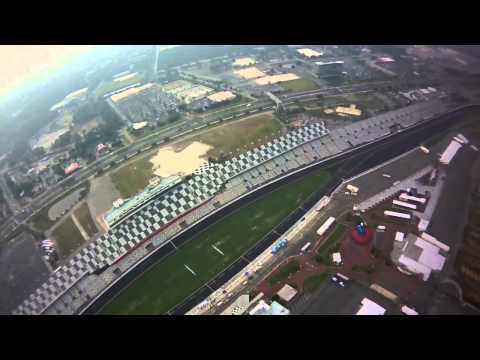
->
101;169;331;314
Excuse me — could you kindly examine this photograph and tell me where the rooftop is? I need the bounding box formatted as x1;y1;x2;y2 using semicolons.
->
110;83;153;103
207;91;236;103
356;298;386;315
297;48;323;58
234;67;266;80
255;73;300;85
336;104;362;116
233;57;256;67
276;284;298;303
249;300;290;315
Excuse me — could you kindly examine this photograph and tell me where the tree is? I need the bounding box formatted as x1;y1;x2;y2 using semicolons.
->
32;147;46;159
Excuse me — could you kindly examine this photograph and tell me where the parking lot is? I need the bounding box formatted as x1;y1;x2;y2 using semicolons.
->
292;278;401;315
0;232;50;314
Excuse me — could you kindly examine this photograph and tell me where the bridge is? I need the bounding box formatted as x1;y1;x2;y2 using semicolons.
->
265;91;285;112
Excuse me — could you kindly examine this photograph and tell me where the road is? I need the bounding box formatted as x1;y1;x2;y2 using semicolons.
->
83;104;476;315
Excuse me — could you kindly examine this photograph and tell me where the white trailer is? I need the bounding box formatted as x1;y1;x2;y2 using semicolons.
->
346;184;359;193
439;140;462;165
420;232;450;252
301;242;312;253
420;146;430;154
382;174;392;178
401;305;419;315
384;210;411;220
377;225;386;232
317;216;336;236
393;199;417;210
399;193;426;204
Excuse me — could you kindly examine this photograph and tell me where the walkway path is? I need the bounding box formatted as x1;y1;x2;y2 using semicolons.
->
71;213;89;241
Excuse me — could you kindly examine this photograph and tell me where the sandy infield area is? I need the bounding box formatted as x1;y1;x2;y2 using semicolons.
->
150;141;213;177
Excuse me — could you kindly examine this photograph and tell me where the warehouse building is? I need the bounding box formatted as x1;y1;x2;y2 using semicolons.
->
249;300;290;315
297;48;323;58
391;232;447;281
356;298;386;315
233;57;256;67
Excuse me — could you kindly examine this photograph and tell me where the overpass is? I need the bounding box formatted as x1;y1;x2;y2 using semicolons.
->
264;91;285;112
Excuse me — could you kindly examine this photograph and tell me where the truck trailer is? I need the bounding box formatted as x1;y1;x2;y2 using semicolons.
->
317;216;336;236
384;210;411;220
393;199;417;210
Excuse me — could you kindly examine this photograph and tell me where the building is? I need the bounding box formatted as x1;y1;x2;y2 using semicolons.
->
96;143;107;153
103;175;183;229
255;73;300;86
297;48;323;58
207;91;236;103
313;61;345;77
132;121;148;131
233;57;256;67
276;284;298;304
249;300;290;315
32;128;70;151
64;162;81;176
355;298;386;315
110;83;154;103
160;80;213;104
391;233;447;281
336;104;362;117
234;67;266;80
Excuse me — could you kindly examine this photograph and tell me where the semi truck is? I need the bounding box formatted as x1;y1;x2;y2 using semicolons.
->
420;146;430;154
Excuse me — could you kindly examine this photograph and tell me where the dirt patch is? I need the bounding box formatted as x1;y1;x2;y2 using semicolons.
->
150;141;213;177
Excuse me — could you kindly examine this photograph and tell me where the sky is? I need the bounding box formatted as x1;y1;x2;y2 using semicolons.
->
0;45;97;98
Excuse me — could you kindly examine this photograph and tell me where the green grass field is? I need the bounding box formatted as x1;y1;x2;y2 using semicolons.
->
269;260;300;286
281;78;319;92
175;113;284;160
29;181;90;232
93;73;145;98
74;202;97;237
110;113;283;198
101;169;332;315
51;216;85;259
110;156;154;198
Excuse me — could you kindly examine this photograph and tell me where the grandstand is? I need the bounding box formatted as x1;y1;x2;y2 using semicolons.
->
103;176;183;229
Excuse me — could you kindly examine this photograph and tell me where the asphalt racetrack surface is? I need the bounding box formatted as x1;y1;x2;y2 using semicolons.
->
84;105;478;315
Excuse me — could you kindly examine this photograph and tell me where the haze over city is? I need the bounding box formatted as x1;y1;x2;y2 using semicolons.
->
1;45;479;317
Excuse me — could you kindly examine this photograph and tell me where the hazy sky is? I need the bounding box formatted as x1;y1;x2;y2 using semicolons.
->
0;45;97;97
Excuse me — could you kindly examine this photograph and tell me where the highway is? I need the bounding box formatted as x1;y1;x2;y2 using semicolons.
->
0;78;436;240
83;104;478;315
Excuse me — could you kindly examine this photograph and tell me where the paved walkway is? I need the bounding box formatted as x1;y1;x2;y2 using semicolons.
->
71;213;89;241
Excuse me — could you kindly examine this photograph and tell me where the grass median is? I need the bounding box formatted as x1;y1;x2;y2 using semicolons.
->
101;169;331;315
51;216;85;260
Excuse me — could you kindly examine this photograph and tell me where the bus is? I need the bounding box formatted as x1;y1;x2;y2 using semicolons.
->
384;210;411;220
392;199;417;210
300;242;311;253
317;216;336;236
